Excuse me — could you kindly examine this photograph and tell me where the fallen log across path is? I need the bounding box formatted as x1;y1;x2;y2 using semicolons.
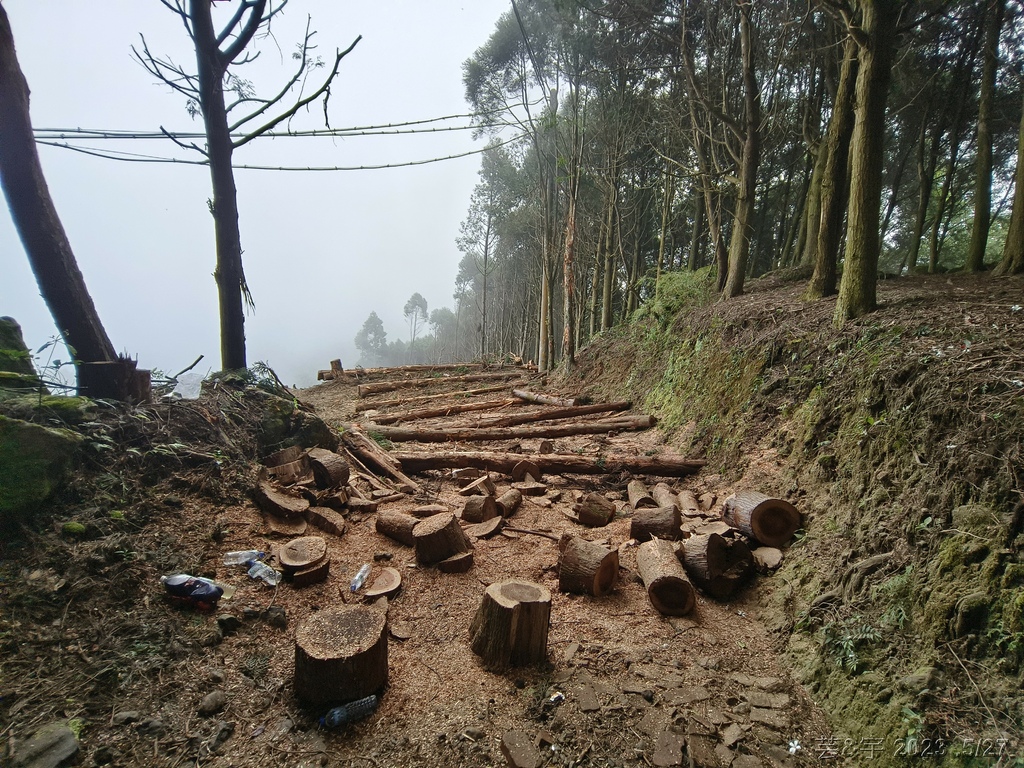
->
339;426;421;494
357;372;523;398
391;449;705;477
354;383;528;413
368;415;656;443
512;388;583;407
372;398;519;425
470;400;632;429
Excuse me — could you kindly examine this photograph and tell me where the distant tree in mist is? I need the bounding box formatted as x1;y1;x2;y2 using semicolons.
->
354;311;387;366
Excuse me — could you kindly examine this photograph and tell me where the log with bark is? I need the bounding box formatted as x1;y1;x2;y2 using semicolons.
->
651;483;679;510
372;397;519;425
375;510;419;547
339;425;421;494
462;495;499;524
472;400;632;429
353;383;520;413
679;534;753;600
635;539;696;616
511;389;584;407
677;489;700;513
469;580;551;671
253;469;310;518
722;491;801;547
307;448;350;489
629;505;683;542
627;480;658;509
557;535;619;596
496;488;523;517
306;506;347;537
370;415;656;444
357;371;522;398
573;492;616;527
392;450;705;477
294;606;388;707
413;513;473;565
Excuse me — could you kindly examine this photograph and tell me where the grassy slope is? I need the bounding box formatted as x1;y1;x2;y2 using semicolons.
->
565;269;1024;766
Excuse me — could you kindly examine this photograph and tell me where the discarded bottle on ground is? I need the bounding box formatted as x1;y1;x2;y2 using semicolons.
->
247;560;282;586
320;695;379;728
160;574;223;610
350;563;372;592
223;550;265;566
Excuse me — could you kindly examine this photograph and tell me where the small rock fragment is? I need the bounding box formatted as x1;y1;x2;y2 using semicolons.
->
651;729;685;767
198;690;228;716
262;606;288;628
217;614;242;635
111;711;140;726
12;722;79;768
501;730;541;768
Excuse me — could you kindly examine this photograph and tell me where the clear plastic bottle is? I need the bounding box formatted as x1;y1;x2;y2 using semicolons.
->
349;563;372;592
320;695;379;728
247;560;282;586
223;550;264;566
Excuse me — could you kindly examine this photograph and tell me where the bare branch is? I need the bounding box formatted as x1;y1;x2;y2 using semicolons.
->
132;36;200;100
232;35;362;148
219;0;268;67
159;125;207;157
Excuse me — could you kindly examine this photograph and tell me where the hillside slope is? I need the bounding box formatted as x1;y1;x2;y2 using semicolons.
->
565;270;1024;765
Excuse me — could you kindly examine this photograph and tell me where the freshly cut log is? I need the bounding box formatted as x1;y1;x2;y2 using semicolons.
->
266;457;312;485
375;510;419;547
411;503;449;518
469;580;551;671
369;415;657;443
263;445;304;468
307;448;351;489
462;495;498;524
392;450;705;477
278;536;328;573
294;606;387;707
677;490;700;512
331;358;344;376
319;488;349;511
453;467;485;485
636;539;696;616
574;492;616;527
347;497;378;513
474;400;632;428
629;505;683;542
464;516;504;539
511;460;541;483
627;480;658;509
512;479;547;496
512;389;583;407
679;534;753;599
350;362;493;376
458;474;497;497
722;491;801;547
254;469;310;518
364;567;402;600
292;556;330;587
306;506;347;537
651;483;679;510
496;488;523;517
437;551;474;573
413;513;473;565
354;383;520;413
339;425;421;494
752;546;783;571
357;372;521;398
557;535;619;596
373;397;519;425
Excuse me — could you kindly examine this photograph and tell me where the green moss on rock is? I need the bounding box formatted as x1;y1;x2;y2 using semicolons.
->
0;415;82;525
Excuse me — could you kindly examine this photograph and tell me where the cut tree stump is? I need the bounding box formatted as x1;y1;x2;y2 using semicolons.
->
627;480;658;509
511;389;582;407
307;448;350;489
278;536;328;573
294;605;387;708
629;505;683;542
357;371;521;398
574;492;616;527
511;460;541;483
679;534;753;600
462;495;499;524
496;488;523;517
469;580;551;671
364;567;402;600
636;539;696;616
254;469;310;518
392;450;705;477
292;556;330;587
369;415;657;443
651;483;679;510
722;491;801;547
375;510;419;547
557;535;619;596
413;513;473;565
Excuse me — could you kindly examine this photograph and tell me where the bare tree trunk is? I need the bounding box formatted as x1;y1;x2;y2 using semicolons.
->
906;106;939;274
834;0;900;325
722;1;761;299
966;0;1005;272
994;88;1024;275
0;5;125;397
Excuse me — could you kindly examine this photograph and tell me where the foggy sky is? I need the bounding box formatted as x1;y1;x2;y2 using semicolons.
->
0;1;509;387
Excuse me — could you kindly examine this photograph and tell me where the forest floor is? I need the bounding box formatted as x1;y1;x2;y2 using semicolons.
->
1;271;1022;768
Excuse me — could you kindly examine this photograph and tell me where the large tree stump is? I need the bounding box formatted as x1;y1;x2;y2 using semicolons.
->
294;605;387;707
629;506;683;542
557;535;619;596
574;492;616;527
278;536;327;574
469;580;551;671
722;491;801;547
307;448;350;489
636;539;696;616
376;510;419;547
413;513;472;565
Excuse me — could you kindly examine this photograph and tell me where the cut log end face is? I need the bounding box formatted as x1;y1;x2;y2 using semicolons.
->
497;581;545;607
648;576;696;616
278;536;328;572
750;502;801;547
